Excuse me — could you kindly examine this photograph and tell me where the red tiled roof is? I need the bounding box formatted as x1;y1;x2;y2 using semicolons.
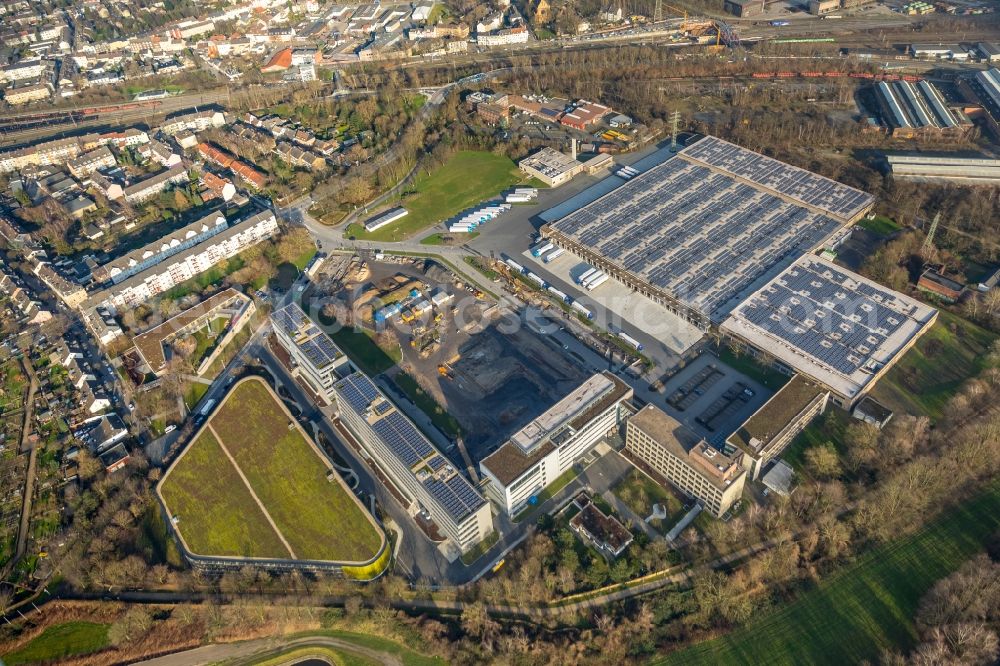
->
261;47;292;72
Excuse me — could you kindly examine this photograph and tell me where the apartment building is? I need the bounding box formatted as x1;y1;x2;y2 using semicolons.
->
477;25;529;46
270;302;350;402
67;146;116;179
625;405;745;517
92;210;228;284
87;210;279;311
725;375;829;479
160;109;227;136
4;83;51;105
334;372;494;554
480;372;632;516
120;165;188;204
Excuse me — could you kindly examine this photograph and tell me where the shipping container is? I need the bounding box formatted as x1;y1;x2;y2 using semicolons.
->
544;247;565;262
571;300;594;319
531;241;554;257
585;272;610;290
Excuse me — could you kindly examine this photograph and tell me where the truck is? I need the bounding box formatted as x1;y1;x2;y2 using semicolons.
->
617;331;644;351
531;241;554;257
198;398;217;417
544;247;565;262
571;300;594;319
770;19;790;26
585;272;610;290
524;271;546;288
547;285;570;302
505;258;525;274
577;267;598;285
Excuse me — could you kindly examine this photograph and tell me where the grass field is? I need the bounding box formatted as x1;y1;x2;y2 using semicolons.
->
394;372;462;437
872;310;997;420
4;621;110;665
856;215;902;236
780;408;852;473
207;379;383;562
159;429;290;558
159;379;383;563
343;151;522;242
657;478;1000;665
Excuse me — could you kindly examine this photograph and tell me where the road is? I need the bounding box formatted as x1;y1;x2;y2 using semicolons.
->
136;635;406;666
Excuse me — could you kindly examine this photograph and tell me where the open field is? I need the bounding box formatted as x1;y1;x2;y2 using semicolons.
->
856;215;901;236
872;310;997;420
159;379;383;563
3;621;110;665
344;151;522;241
658;478;1000;665
206;379;384;562
158;429;290;558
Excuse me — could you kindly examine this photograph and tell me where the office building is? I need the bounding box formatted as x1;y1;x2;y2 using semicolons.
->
480;372;632;516
271;302;350;401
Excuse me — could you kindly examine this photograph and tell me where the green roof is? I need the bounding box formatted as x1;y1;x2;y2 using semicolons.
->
727;375;825;456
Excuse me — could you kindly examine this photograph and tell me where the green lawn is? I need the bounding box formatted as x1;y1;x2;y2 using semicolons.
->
344;151;522;242
393;372;461;438
208;379;384;563
779;408;852;472
295;631;445;666
872;310;997;420
657;478;1000;665
183;381;209;411
159;429;290;559
326;324;401;376
4;621;110;665
612;468;686;533
856;215;902;236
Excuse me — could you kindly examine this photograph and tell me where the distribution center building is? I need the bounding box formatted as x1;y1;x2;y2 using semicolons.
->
541;135;875;328
333;372;494;555
479;372;632;516
720;253;937;408
518;147;584;187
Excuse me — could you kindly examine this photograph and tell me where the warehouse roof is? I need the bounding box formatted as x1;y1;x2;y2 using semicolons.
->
720;254;937;401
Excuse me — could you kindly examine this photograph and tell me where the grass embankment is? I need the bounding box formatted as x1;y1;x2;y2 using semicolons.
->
159;429;290;558
872;310;997;420
856;215;902;236
394;373;461;438
290;631;445;666
3;621;110;665
209;380;383;562
344;151;522;242
658;479;1000;665
252;646;380;666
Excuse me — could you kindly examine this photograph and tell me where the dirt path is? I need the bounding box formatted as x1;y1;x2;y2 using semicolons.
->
207;423;297;559
9;357;39;571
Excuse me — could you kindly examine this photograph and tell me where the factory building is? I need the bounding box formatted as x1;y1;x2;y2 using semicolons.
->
518;147;585;187
873;80;972;139
334;373;494;555
479;372;632;516
961;68;1000;136
884;154;1000;185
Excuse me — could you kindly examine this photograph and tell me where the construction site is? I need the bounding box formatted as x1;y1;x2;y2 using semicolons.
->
305;253;588;464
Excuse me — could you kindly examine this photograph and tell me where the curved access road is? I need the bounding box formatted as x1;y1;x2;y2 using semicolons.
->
136;634;405;666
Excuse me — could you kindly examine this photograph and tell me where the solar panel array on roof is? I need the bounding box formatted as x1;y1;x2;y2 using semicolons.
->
681;136;874;219
334;373;487;522
550;151;846;320
271;303;342;370
733;256;923;376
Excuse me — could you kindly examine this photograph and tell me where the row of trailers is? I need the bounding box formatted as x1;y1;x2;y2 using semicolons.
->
502;253;645;352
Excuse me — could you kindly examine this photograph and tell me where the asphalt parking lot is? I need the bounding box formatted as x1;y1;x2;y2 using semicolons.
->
655;352;773;448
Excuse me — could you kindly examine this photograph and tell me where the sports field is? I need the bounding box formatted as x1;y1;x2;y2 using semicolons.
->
158;378;384;564
344;151;522;242
656;479;1000;665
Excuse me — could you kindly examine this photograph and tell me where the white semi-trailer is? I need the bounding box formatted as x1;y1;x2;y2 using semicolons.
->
544;247;565;262
585;272;610;290
571;301;594;319
577;267;598;285
531;241;554;257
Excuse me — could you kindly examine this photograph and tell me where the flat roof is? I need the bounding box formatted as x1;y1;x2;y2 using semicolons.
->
628;404;743;491
133;288;247;372
545;136;874;322
520;147;581;178
481;372;631;486
271;302;343;370
720;254;937;400
727;375;826;456
334;372;487;523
